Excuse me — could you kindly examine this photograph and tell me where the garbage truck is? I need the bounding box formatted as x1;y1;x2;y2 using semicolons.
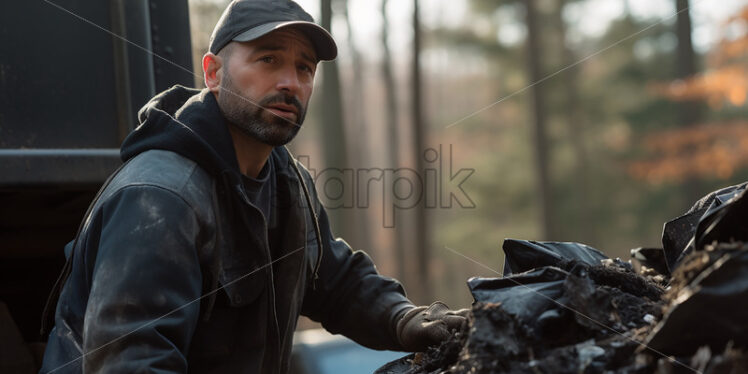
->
0;1;193;371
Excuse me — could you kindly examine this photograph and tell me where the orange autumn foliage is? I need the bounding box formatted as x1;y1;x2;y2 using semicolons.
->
650;6;748;109
630;6;748;184
629;122;748;183
652;65;747;108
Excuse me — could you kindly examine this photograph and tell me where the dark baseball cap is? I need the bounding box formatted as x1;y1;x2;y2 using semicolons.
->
208;0;337;61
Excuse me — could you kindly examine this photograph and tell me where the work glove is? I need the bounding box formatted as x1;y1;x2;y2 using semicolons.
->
396;301;470;352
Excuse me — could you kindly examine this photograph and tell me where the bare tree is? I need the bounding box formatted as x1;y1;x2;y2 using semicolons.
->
340;0;374;257
675;0;703;203
554;0;593;243
412;0;431;302
524;0;554;240
380;0;407;282
320;0;351;238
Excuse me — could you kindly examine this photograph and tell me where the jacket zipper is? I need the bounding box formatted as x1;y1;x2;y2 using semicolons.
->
289;160;324;290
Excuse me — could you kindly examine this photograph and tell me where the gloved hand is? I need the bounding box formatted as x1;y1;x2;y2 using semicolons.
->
396;301;470;352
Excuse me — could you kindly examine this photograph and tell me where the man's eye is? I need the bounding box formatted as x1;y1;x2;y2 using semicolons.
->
299;64;314;74
260;56;275;63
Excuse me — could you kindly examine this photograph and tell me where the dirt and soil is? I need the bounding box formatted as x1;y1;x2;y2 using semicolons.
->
376;243;748;374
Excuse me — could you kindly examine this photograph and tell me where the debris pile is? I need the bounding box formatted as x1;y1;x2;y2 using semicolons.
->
377;184;748;374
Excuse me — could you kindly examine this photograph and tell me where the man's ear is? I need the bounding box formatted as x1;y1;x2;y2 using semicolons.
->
203;52;223;94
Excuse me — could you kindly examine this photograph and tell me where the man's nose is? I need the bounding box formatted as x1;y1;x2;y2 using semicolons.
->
276;65;300;94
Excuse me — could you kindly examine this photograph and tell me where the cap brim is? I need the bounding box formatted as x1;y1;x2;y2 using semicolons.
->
233;21;337;61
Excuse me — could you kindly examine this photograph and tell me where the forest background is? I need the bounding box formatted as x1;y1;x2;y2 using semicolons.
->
188;0;748;312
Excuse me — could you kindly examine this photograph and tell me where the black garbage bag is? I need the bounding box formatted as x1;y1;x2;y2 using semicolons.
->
646;243;748;356
691;188;748;253
662;182;748;272
469;267;570;322
502;239;608;276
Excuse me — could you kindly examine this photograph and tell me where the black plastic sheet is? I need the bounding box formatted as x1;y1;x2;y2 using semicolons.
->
692;188;748;252
468;267;569;322
502;239;608;276
662;182;748;271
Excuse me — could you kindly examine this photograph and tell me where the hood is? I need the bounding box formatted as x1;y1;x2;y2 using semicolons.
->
121;85;241;176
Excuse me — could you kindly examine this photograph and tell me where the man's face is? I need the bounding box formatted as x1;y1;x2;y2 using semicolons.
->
215;28;317;146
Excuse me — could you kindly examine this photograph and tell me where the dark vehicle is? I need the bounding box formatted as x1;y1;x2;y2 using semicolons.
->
0;1;192;371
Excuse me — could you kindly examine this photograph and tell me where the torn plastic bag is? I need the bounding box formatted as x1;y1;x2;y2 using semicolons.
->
662;182;748;271
502;239;608;276
645;247;748;356
691;187;748;253
468;267;570;322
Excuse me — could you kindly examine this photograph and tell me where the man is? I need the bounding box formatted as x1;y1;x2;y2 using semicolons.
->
40;1;467;373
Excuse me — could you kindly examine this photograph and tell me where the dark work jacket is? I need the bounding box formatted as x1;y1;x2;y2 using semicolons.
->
40;86;413;373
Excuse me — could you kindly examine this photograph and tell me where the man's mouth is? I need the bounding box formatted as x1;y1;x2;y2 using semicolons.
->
265;104;298;122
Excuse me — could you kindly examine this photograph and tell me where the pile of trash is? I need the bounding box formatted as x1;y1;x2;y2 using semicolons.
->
377;184;748;374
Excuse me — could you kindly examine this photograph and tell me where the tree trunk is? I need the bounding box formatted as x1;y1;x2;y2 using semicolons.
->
381;0;407;281
675;0;702;203
320;0;351;238
412;0;431;302
524;0;554;240
340;0;373;257
554;0;594;244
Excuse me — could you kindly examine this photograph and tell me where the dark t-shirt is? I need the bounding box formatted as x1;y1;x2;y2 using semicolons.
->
241;155;276;229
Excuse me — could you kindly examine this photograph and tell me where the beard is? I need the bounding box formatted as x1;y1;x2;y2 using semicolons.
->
216;72;306;147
